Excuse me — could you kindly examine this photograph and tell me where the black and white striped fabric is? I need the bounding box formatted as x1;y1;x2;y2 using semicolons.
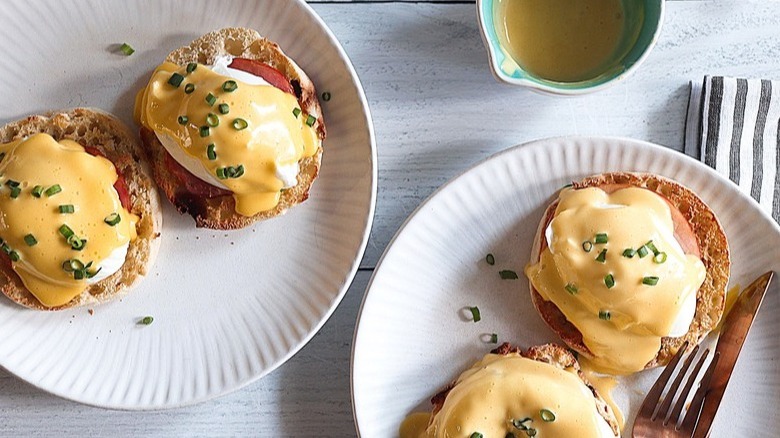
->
685;76;780;223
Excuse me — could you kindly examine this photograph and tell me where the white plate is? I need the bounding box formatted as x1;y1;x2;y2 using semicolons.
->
352;137;780;437
0;0;376;409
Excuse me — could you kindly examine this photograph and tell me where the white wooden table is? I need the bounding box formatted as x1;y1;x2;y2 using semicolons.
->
2;0;779;436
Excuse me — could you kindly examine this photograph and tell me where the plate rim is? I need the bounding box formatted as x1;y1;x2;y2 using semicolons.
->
349;135;779;435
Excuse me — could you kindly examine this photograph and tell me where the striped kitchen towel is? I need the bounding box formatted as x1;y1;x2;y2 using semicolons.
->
685;76;780;223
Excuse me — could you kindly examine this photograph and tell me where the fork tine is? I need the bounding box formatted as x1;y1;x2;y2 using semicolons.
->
636;341;689;421
659;344;700;423
668;348;711;427
679;352;720;435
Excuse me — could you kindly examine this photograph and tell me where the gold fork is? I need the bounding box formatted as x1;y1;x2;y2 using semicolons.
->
631;342;720;438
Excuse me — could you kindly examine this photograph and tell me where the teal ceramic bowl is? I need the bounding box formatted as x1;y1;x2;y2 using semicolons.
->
477;0;665;95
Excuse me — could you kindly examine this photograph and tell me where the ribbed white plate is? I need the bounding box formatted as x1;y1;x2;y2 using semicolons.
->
352;137;779;437
0;0;375;409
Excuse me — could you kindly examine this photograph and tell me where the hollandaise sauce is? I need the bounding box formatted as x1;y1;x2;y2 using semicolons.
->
136;59;319;216
525;187;706;374
0;134;137;307
400;353;616;437
494;0;640;82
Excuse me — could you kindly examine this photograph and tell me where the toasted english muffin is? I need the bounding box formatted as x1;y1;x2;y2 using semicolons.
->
430;343;620;437
528;172;730;368
0;108;162;310
139;27;325;229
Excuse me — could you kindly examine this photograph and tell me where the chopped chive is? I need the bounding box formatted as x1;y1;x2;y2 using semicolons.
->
74;269;84;280
207;144;217;161
222;80;238;92
205;93;217;106
119;43;135;56
31;185;43;198
85;266;102;279
184;83;196;94
594;233;608;244
24;234;37;246
322;91;331;101
199;126;210;137
527;429;537;437
582;241;593;252
595;248;607;263
9;186;20;198
218;103;230;115
58;224;74;239
9;250;19;262
643;276;659;286
177;115;188;125
468;306;481;322
104;213;121;226
561;183;574;189
565;283;578;294
604;274;615;289
645;240;659;255
512;418;532;430
186;62;197;74
489;333;498;344
653;252;667;264
139;316;154;325
168;72;184;88
45;184;62;197
233;164;245;178
216;168;227;180
305;114;316;127
226;166;237;178
470;433;483;438
5;179;19;187
485;253;495;265
232;118;248;130
69;236;85;251
622;248;636;258
59;204;75;214
1;243;10;254
599;310;611;321
637;245;649;258
540;409;556;422
206;113;219;127
499;270;518;280
292;107;301;118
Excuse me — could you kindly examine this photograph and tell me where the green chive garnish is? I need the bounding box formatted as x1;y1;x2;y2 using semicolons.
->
470;433;483;438
218;103;229;115
594;233;608;244
468;306;481;322
499;270;518;280
206;113;219;127
184;83;195;94
9;250;19;262
582;241;593;252
69;236;85;251
599;310;611;321
485;253;495;265
59;204;75;214
58;224;74;239
222;80;238;92
292;107;301;118
10;186;20;198
622;248;636;258
205;93;217;106
643;276;659;286
512;418;532;430
216;168;227;180
45;184;62;197
1;243;10;254
104;213;121;226
305;114;316;127
139;316;154;325
24;234;37;246
199;126;210;137
489;333;498;344
604;274;615;289
646;240;659;255
6;179;19;187
637;245;649;258
653;252;667;264
595;249;607;263
565;283;578;294
527;429;537;437
168;73;184;87
233;164;245;178
540;409;556;422
207;144;217;161
186;62;197;74
31;185;43;198
232;118;248;130
119;43;135;56
74;269;84;280
178;116;188;125
322;91;331;101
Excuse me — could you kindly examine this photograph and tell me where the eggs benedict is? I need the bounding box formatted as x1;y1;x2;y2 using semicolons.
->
524;173;730;374
135;27;325;229
0;109;161;310
400;343;620;438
